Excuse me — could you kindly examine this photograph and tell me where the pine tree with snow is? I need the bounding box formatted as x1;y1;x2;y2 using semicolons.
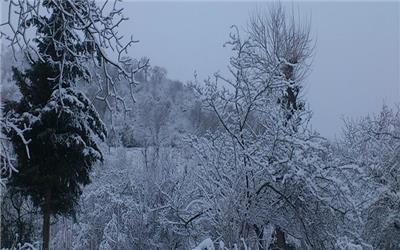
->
0;0;144;248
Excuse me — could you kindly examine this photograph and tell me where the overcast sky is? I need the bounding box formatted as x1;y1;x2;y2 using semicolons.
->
0;1;398;139
122;1;399;139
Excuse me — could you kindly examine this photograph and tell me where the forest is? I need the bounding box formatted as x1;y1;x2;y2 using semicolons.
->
0;1;399;250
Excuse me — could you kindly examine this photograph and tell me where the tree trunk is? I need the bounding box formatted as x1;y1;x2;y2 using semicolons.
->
275;227;286;249
254;224;265;250
42;189;51;250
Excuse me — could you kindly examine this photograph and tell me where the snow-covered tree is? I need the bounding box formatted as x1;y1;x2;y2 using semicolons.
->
336;105;400;249
1;1;146;249
1;0;148;112
5;64;107;250
1;2;395;249
189;6;361;249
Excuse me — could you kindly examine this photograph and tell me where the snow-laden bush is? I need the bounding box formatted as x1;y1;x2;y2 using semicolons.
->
335;237;371;250
1;242;40;250
336;105;400;249
50;145;202;249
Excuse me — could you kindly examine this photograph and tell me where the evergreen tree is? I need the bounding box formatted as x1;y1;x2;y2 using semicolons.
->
5;78;106;249
1;1;126;249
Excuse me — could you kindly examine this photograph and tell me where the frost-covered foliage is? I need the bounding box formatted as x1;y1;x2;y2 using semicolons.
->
185;6;363;249
192;238;215;250
1;0;148;249
335;105;400;249
40;62;228;249
1;48;29;185
49;145;202;250
1;2;398;250
0;242;40;250
1;0;148;111
0;113;30;186
44;5;386;249
6;66;396;250
86;64;218;149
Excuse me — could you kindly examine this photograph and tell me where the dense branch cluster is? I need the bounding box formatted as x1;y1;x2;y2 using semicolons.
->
0;113;31;186
187;7;363;249
1;0;148;111
1;2;398;250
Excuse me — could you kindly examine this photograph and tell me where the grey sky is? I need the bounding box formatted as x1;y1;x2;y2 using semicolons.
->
123;1;399;138
0;1;398;138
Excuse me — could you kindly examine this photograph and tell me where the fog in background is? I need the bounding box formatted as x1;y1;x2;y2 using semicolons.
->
122;1;399;138
1;1;398;138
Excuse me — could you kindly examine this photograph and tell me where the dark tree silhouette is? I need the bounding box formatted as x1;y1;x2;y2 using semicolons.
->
1;0;146;249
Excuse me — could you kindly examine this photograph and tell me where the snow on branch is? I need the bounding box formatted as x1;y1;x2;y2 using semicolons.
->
0;112;31;186
1;0;149;111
